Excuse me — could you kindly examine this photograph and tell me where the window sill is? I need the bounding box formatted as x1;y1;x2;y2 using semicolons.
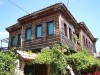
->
36;37;42;39
25;40;31;42
48;34;54;36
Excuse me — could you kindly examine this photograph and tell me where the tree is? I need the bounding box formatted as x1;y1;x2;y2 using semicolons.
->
0;49;16;75
35;43;70;75
66;49;100;74
35;44;100;75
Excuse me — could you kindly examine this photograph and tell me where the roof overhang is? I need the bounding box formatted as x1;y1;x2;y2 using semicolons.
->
17;50;37;62
6;23;21;32
6;3;77;32
17;3;77;24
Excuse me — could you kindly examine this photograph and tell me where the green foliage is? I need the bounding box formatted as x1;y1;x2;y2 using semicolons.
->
74;34;82;49
66;49;100;74
24;43;100;75
0;48;16;75
35;48;54;64
35;43;70;75
34;43;100;74
50;44;68;74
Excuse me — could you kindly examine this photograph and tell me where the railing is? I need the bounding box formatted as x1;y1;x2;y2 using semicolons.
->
61;34;75;51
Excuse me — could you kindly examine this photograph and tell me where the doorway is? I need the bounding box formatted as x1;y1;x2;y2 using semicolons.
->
24;64;48;75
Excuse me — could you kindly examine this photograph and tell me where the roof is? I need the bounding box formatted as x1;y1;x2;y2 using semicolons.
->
17;50;37;62
17;2;77;23
6;23;21;32
6;2;77;32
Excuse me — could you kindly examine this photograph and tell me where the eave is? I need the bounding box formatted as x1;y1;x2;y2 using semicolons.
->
6;23;21;32
17;2;77;25
6;2;77;32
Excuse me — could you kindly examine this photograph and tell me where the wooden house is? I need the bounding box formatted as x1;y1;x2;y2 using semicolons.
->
6;2;97;75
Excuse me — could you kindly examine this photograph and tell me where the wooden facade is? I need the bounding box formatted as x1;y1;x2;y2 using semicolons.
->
76;22;97;54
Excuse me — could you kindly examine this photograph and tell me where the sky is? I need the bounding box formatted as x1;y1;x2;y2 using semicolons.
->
0;0;100;52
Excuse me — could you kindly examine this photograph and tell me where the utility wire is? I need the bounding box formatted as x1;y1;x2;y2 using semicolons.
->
8;0;29;14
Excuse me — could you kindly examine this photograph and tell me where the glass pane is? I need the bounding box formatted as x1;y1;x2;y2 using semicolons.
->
64;23;67;37
48;21;54;35
26;28;31;40
37;25;42;38
11;36;16;46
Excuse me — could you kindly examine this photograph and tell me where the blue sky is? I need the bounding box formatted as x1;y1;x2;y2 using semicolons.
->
0;0;100;52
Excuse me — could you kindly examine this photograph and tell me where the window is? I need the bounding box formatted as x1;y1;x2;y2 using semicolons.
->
36;25;42;38
25;28;32;41
64;23;67;37
88;41;90;48
83;36;85;46
18;34;21;45
47;21;54;35
11;36;16;47
86;39;88;48
73;32;76;43
69;28;72;41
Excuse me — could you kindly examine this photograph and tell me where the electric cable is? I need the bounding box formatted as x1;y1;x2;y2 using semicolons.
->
8;0;29;14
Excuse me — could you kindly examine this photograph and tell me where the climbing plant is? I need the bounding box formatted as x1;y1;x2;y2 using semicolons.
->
0;48;16;75
66;49;100;74
35;43;71;75
34;43;100;75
